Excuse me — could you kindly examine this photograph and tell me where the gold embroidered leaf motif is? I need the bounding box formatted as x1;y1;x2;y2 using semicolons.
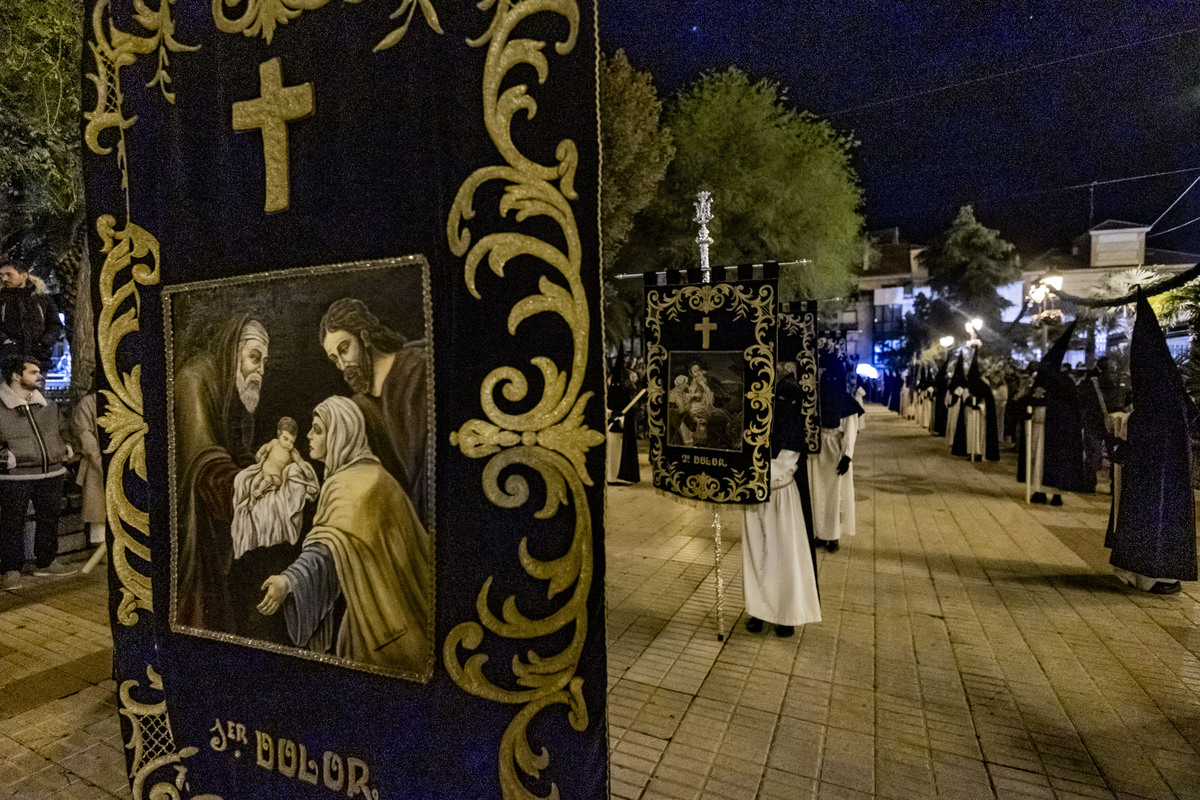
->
530;393;604;487
375;0;444;51
444;1;590;797
213;0;333;44
449;419;523;459
691;283;724;314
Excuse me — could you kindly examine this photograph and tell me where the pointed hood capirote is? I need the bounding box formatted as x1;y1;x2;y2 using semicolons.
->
1108;292;1197;581
948;352;967;390
1031;318;1091;493
817;351;862;428
1040;319;1077;373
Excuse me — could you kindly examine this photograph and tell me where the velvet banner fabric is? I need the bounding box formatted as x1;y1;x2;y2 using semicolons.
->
83;2;606;798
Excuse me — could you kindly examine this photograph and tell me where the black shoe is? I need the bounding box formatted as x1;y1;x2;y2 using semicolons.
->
825;539;839;552
1049;494;1063;506
745;617;764;633
1030;492;1047;504
973;455;982;462
1150;581;1182;595
774;625;795;638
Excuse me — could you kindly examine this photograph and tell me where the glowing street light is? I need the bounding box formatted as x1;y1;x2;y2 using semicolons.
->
964;318;983;348
939;335;955;348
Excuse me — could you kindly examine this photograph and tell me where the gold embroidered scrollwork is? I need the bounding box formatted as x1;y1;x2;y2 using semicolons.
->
212;0;442;51
95;216;161;624
86;0;194;625
444;0;596;798
120;666;224;800
85;0;197;157
779;309;821;453
86;0;193;626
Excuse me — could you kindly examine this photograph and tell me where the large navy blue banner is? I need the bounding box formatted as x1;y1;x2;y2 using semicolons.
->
83;1;605;798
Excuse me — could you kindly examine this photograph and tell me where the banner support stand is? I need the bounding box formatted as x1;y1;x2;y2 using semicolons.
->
694;190;727;640
712;510;727;640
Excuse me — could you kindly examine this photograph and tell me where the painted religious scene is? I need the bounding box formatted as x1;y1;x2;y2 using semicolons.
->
665;350;745;451
165;257;435;682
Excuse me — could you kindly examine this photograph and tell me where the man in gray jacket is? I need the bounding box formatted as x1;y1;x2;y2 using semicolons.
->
0;355;73;590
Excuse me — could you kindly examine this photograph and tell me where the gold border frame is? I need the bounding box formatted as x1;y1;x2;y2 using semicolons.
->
161;255;438;684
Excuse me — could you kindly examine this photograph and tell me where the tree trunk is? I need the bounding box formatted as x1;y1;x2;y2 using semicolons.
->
71;221;96;401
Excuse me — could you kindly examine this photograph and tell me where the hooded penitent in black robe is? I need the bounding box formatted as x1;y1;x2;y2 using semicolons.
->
887;372;902;413
1106;294;1197;582
948;354;969;456
932;354;951;436
1036;322;1091;494
967;354;1000;461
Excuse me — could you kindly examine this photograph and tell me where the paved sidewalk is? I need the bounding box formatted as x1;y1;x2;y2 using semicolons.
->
605;405;1200;800
5;405;1200;798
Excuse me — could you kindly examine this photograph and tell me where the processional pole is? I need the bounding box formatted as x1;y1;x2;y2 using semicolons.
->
696;190;713;282
694;190;728;640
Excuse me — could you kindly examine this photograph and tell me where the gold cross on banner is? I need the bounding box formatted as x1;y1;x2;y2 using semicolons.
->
232;58;314;213
695;315;717;349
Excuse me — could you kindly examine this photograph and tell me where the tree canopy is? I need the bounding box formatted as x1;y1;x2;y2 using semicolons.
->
0;0;83;269
619;67;863;301
919;205;1021;323
600;50;674;346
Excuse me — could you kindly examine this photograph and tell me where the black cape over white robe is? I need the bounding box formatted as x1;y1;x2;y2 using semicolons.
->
947;354;968;456
1036;323;1091;494
965;354;1000;461
741;374;821;626
1106;294;1197;583
809;356;863;543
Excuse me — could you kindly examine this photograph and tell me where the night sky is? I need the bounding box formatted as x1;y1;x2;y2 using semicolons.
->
600;2;1200;259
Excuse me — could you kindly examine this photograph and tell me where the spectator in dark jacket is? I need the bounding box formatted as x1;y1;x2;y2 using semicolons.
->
0;256;64;374
0;355;73;590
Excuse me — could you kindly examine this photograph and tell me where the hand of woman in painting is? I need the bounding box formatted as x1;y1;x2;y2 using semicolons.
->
258;574;291;615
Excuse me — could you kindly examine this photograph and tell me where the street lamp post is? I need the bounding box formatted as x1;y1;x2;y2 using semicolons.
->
965;318;982;349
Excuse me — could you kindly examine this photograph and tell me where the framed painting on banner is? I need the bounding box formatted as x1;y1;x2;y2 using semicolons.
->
164;257;436;683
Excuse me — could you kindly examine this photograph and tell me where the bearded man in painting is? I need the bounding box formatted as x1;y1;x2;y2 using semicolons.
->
174;315;269;633
320;298;429;520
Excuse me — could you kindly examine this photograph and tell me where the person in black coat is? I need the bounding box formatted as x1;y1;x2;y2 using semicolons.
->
0;256;63;375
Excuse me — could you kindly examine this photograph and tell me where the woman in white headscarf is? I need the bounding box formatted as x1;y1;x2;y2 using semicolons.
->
259;396;432;676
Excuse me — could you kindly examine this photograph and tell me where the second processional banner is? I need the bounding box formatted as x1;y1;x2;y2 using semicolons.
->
777;301;821;455
644;269;778;504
